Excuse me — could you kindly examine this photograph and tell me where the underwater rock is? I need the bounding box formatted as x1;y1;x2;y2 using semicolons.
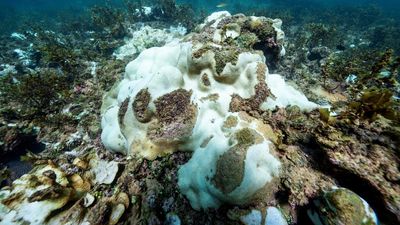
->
101;12;317;210
109;203;125;225
73;157;88;170
313;121;400;223
308;187;378;225
0;150;133;225
0;127;37;160
307;46;331;61
280;145;335;206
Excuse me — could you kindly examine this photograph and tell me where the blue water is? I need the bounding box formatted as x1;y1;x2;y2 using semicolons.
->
0;0;398;33
1;0;400;22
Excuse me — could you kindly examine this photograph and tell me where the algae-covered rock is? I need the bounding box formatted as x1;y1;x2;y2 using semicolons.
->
308;188;378;225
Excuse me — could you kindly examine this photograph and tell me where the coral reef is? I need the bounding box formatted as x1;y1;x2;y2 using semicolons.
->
0;3;399;225
101;12;316;210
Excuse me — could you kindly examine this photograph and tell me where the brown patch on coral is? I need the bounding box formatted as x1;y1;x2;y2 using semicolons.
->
256;63;267;81
118;98;129;128
192;45;213;59
214;48;240;76
213;128;263;194
213;144;248;194
132;88;152;123
228;62;272;115
229;63;273;117
154;89;192;124
200;135;214;148
243;18;276;41
1;192;24;208
28;185;66;202
200;93;219;102
201;73;211;86
223;115;239;129
235;128;256;146
323;188;369;225
230;82;271;114
147;89;197;146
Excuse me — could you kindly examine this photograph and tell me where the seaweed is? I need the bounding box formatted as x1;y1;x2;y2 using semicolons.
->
35;30;81;74
90;3;127;39
347;88;400;123
321;48;400;93
0;69;71;120
306;23;340;49
155;0;197;30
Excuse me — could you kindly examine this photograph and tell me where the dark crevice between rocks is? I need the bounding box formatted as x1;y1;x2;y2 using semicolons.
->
275;184;315;225
253;42;280;70
1;135;45;187
296;204;315;225
299;141;399;225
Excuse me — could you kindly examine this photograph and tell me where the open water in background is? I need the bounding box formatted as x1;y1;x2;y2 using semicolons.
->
1;0;400;33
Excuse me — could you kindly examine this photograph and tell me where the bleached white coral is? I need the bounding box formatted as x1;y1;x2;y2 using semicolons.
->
240;207;288;225
199;11;232;29
0;154;123;225
101;12;317;210
0;64;17;76
113;25;187;60
10;32;27;40
13;48;31;66
0;166;71;225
